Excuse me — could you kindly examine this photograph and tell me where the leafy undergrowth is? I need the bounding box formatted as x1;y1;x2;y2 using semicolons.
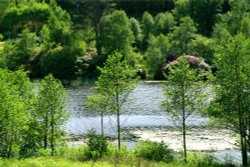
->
0;135;235;167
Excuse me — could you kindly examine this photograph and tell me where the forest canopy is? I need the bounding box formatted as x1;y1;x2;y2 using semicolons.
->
0;0;247;80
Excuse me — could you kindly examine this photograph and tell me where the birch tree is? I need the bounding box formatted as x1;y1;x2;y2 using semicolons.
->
210;34;250;167
87;52;138;149
162;55;208;162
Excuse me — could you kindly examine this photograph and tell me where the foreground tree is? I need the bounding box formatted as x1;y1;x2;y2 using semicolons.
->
209;34;250;167
88;52;138;149
0;69;33;158
36;74;68;156
162;56;208;162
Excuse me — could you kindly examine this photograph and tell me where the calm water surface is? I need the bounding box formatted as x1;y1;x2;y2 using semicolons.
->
65;82;207;136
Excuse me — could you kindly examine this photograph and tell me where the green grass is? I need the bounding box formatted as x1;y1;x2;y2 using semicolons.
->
0;156;232;167
0;143;234;167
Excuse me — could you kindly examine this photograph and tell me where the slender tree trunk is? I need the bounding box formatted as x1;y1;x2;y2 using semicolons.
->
7;138;12;158
236;65;248;167
117;108;121;149
182;87;187;162
44;112;48;149
101;111;104;136
247;117;250;151
240;135;248;167
116;91;121;149
182;115;187;162
51;112;55;156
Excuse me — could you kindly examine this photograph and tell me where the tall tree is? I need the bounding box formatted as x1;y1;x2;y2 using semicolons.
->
145;34;170;79
36;74;68;156
168;16;197;54
162;56;208;162
98;10;134;66
154;12;175;35
40;0;86;79
0;1;50;37
130;17;142;49
209;34;250;167
88;52;138;149
2;29;38;71
173;0;223;36
187;35;215;64
0;69;33;158
213;0;250;37
141;11;154;50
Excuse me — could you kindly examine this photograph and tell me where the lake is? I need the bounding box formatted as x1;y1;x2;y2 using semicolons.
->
64;81;241;166
65;81;208;136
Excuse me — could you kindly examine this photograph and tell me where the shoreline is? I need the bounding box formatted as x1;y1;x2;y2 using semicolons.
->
68;127;238;152
128;127;238;152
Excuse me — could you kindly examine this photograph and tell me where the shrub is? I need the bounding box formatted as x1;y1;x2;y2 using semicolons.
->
85;129;108;160
134;140;173;163
106;144;131;158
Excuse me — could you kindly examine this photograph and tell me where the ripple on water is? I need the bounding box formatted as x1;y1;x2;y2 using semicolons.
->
65;82;209;136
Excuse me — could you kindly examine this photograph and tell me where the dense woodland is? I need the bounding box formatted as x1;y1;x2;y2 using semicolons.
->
0;0;242;80
0;0;250;166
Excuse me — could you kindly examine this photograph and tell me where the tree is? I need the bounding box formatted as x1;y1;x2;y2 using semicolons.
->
209;34;250;167
35;74;68;156
173;0;223;36
187;35;215;64
145;34;170;79
88;52;138;149
0;69;34;158
2;29;38;71
141;11;154;50
130;17;142;49
162;56;208;162
86;94;109;136
98;10;134;65
213;0;250;37
168;16;197;54
154;12;175;35
0;1;50;37
40;1;86;79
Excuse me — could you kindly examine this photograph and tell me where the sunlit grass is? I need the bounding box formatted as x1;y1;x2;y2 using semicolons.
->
0;156;230;167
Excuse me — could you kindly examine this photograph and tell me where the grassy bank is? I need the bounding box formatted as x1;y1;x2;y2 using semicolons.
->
0;133;236;167
0;156;233;167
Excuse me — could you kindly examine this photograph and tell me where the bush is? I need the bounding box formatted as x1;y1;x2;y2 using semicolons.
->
85;129;108;160
134;140;173;163
106;144;131;158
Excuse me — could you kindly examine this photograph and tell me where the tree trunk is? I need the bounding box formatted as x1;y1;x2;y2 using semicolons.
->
236;66;248;167
117;108;121;149
116;87;121;149
44;112;48;149
240;135;248;167
51;113;55;156
182;85;187;162
7;138;12;158
182;116;187;162
116;92;121;149
101;111;104;136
